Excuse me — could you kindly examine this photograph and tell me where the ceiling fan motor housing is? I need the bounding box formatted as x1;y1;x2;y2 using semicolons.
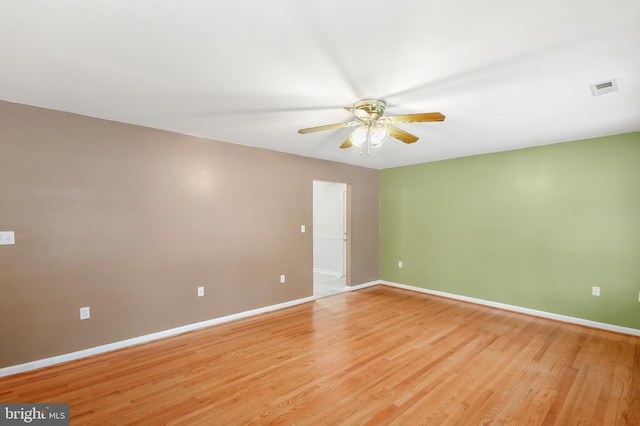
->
353;99;386;119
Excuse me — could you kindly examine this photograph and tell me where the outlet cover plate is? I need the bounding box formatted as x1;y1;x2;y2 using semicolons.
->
80;307;90;320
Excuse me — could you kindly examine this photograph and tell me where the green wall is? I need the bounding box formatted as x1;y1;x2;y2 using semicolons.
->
380;132;640;329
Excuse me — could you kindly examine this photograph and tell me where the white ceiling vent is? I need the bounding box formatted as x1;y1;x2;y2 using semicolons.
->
590;79;619;96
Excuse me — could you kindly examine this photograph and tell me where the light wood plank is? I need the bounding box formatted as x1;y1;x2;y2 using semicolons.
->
1;285;638;425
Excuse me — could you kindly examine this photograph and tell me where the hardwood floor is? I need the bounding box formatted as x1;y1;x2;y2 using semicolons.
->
1;285;638;425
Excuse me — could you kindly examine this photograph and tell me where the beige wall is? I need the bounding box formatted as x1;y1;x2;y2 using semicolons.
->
0;101;379;368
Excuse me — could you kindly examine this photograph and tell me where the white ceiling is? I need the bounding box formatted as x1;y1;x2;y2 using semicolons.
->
1;0;639;169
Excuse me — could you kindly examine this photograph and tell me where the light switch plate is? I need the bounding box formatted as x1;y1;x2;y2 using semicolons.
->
0;231;15;245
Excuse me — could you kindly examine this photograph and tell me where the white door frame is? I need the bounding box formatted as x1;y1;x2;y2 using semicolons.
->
312;180;349;282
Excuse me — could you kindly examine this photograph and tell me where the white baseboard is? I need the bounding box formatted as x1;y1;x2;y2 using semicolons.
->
0;295;316;378
313;268;343;277
380;280;640;337
6;281;636;378
346;280;379;291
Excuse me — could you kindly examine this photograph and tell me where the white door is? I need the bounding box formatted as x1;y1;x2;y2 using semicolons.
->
340;187;347;276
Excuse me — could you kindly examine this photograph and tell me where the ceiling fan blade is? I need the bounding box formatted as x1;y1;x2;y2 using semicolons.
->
382;112;445;123
344;106;371;120
298;121;359;134
339;136;353;149
386;125;419;144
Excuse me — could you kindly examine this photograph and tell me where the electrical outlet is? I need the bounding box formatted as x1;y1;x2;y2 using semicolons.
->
280;274;286;284
398;261;403;268
300;225;305;233
80;307;90;320
197;286;204;297
592;286;600;297
638;291;640;302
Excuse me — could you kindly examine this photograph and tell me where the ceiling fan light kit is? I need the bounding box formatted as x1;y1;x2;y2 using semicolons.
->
298;99;445;155
370;126;389;147
351;126;369;146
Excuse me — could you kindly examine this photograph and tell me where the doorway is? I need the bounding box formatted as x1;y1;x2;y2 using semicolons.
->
313;180;348;298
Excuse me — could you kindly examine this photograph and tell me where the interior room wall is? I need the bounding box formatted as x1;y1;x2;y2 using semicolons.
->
0;101;380;368
380;132;640;330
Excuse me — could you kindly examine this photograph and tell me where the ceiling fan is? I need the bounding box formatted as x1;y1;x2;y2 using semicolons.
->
298;99;445;153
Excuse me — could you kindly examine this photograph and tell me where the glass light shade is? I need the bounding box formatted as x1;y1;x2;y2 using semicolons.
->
351;126;368;146
370;127;389;147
